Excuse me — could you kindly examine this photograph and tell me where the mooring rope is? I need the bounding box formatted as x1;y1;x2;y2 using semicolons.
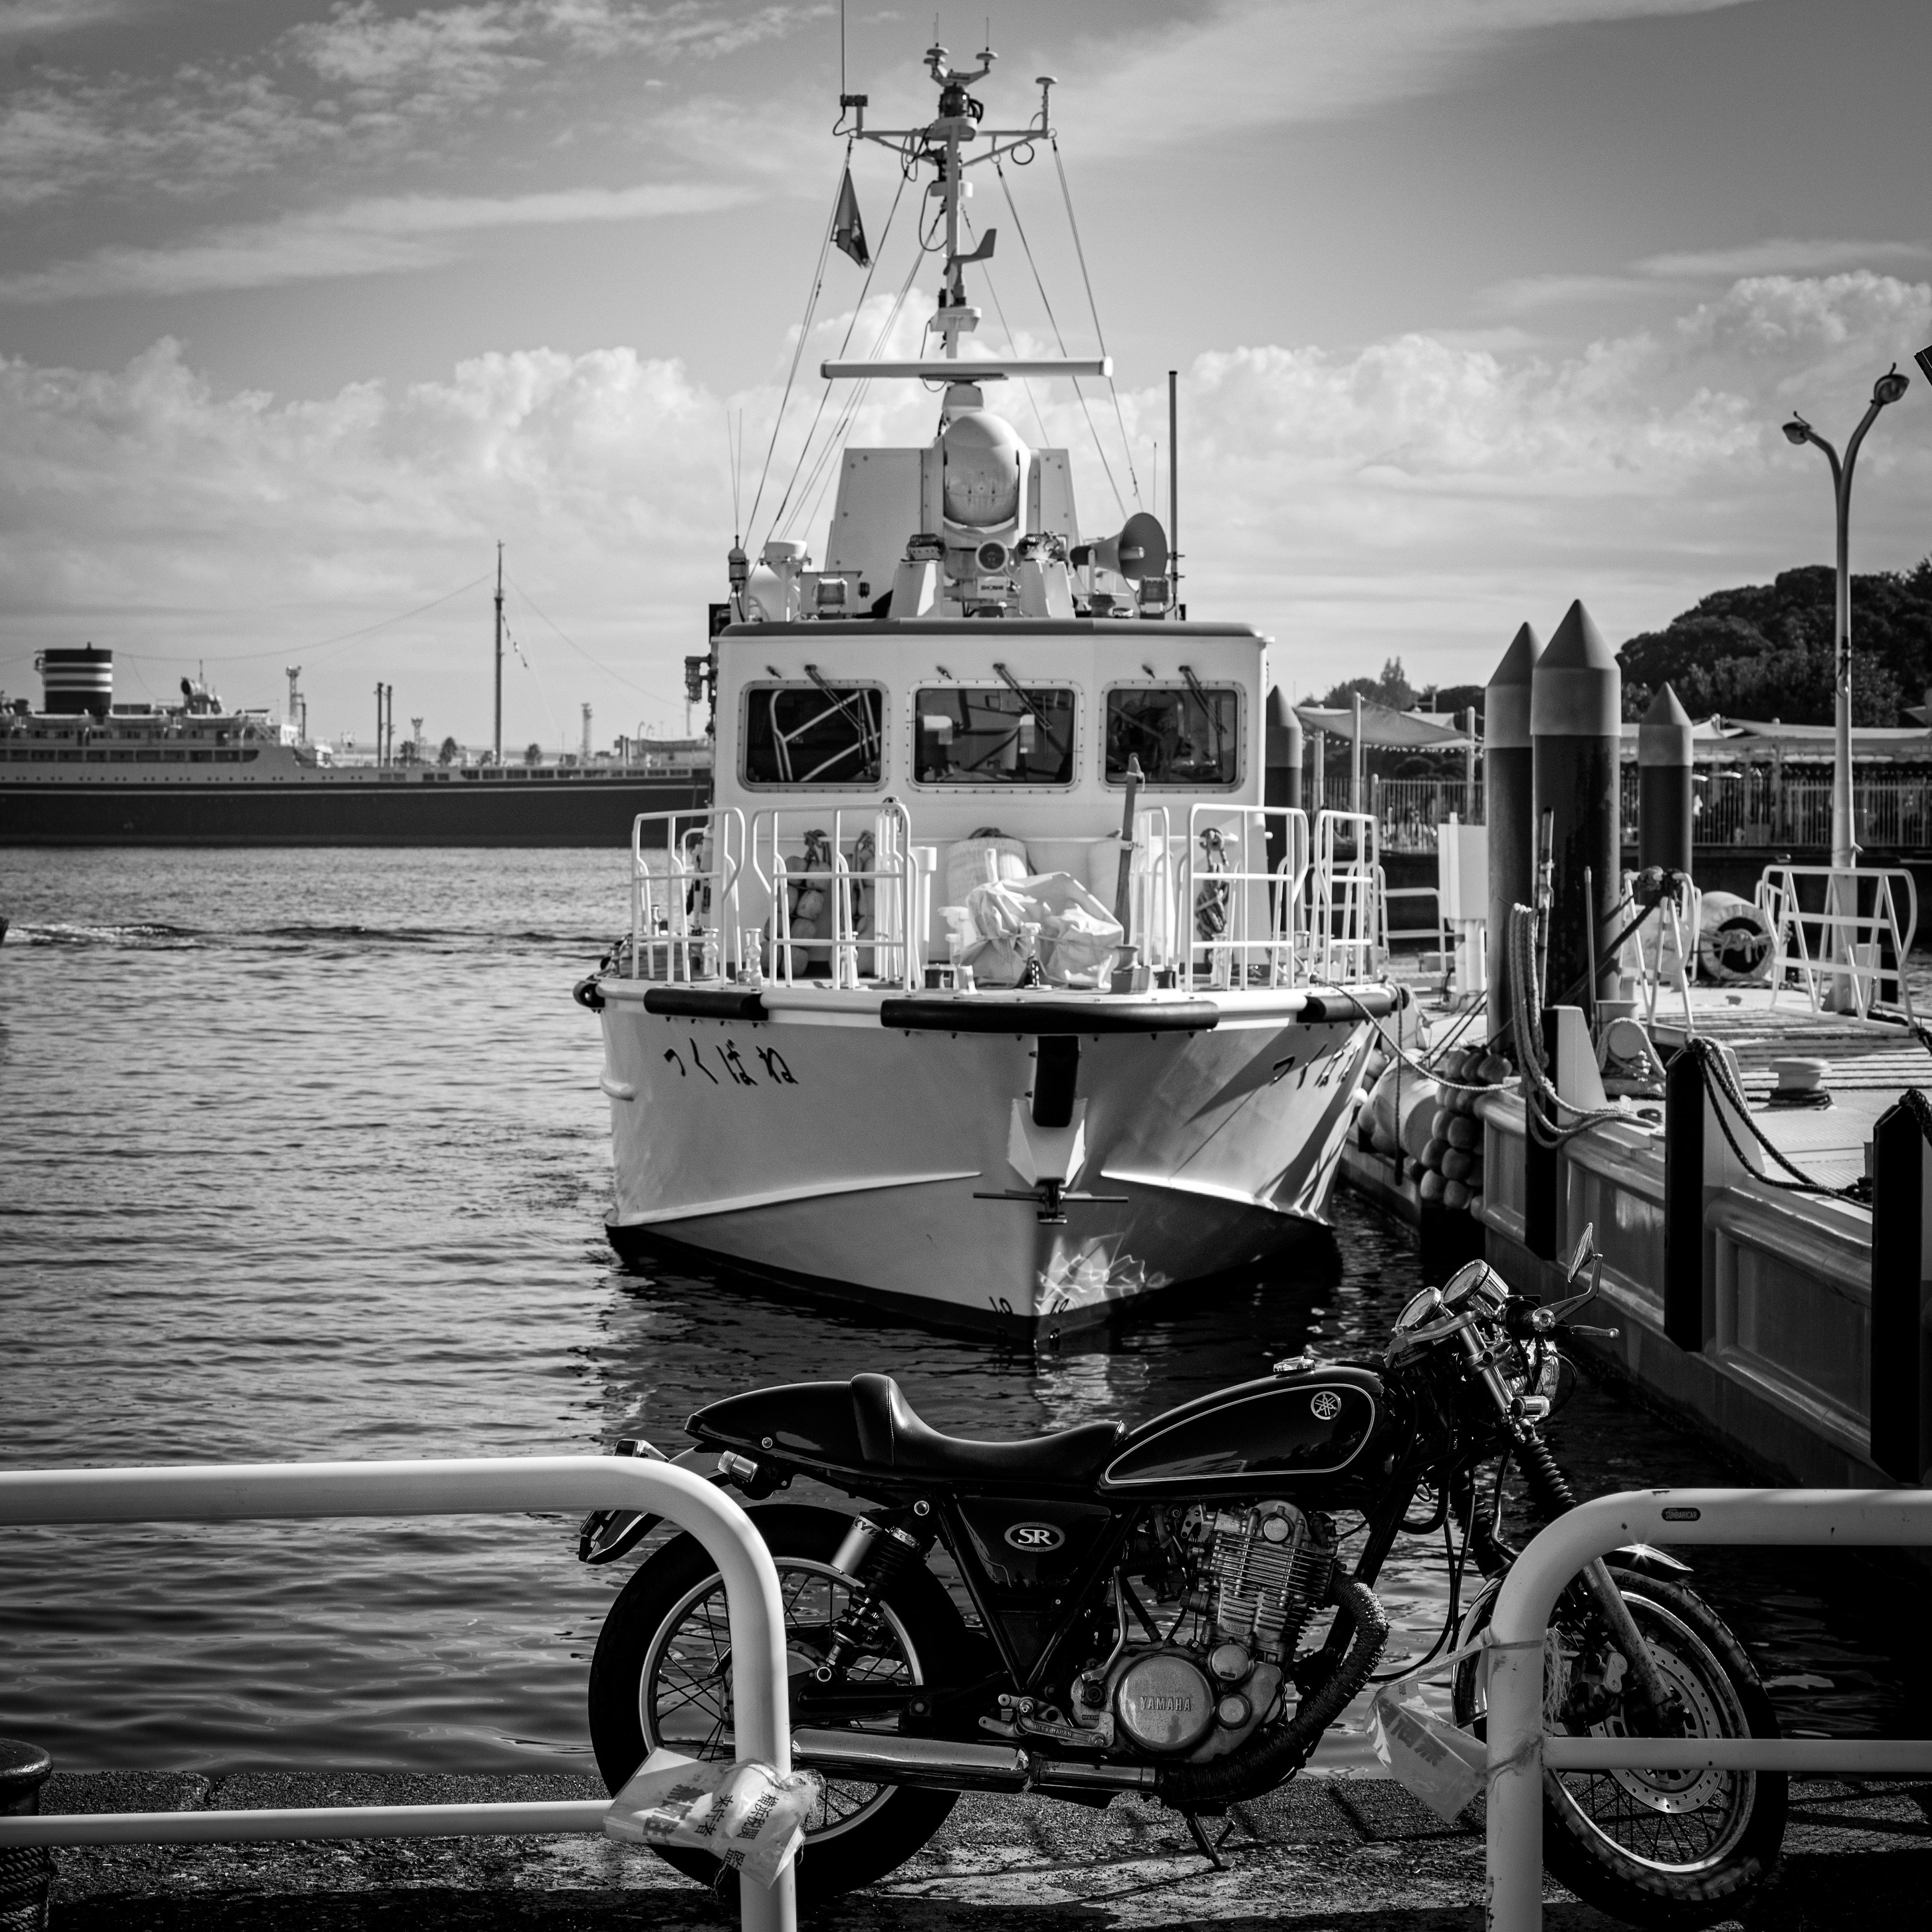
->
1683;1034;1870;1201
1505;906;1628;1148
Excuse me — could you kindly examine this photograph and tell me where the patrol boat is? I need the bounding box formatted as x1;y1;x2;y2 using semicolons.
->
579;43;1400;1334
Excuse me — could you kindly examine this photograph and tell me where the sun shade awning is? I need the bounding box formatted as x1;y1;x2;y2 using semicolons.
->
1294;702;1472;748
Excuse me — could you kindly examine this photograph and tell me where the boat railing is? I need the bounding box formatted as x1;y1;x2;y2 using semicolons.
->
1311;810;1384;984
628;807;746;982
1755;862;1917;1019
1177;806;1311;989
750;801;923;991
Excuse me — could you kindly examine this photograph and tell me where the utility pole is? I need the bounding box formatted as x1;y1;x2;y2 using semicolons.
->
493;541;505;766
1168;369;1180;614
374;683;383;767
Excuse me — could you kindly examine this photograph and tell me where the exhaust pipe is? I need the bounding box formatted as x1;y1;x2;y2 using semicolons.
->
791;1729;1156;1795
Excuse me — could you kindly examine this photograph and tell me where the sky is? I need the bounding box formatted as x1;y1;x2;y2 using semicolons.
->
3;0;1931;749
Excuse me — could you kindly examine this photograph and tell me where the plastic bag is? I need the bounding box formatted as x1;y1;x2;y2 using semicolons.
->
1365;1684;1486;1823
604;1747;820;1889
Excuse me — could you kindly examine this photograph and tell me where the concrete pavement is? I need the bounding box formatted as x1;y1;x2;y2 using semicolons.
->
33;1769;1932;1928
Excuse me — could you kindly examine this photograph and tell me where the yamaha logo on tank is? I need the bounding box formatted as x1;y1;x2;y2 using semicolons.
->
1003;1521;1066;1552
1309;1390;1343;1421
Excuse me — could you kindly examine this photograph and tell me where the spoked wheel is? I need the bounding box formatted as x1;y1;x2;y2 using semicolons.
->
1455;1566;1786;1927
589;1503;965;1906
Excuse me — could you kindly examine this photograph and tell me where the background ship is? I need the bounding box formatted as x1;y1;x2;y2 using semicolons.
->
1;641;708;848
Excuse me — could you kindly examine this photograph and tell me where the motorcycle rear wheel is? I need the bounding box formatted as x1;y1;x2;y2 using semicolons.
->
1454;1565;1786;1928
588;1502;965;1907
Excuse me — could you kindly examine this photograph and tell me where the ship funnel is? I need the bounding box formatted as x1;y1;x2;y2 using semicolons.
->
1076;511;1168;584
36;644;112;717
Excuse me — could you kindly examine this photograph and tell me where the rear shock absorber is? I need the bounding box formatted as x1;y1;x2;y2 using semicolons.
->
817;1511;929;1679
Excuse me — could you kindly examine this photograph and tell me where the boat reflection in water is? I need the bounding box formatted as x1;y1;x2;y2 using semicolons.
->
582;43;1398;1335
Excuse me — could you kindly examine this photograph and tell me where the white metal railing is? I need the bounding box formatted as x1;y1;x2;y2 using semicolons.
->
0;1455;796;1932
1311;810;1383;984
1486;1488;1932;1932
1755;862;1917;1019
1177;805;1310;989
752;802;922;991
629;808;746;983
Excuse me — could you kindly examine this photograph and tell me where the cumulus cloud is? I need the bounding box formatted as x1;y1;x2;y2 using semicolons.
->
4;269;1929;736
1488;239;1932;314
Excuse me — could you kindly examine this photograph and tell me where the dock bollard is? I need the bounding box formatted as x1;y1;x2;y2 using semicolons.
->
1869;1093;1932;1483
1485;623;1542;1050
1264;685;1301;883
1532;600;1621;1022
0;1742;52;1931
1638;682;1694;880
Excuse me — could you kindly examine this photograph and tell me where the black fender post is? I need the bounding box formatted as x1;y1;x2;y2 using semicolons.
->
1532;601;1622;1031
1662;1045;1707;1350
1638;682;1694;880
1265;686;1302;888
1485;623;1541;1050
1869;1092;1932;1482
1522;1005;1559;1261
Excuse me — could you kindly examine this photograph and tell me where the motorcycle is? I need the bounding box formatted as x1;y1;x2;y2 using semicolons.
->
578;1229;1785;1924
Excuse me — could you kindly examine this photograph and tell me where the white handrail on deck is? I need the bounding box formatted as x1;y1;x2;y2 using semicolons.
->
753;802;922;990
630;807;746;984
0;1456;797;1932
1486;1487;1932;1932
1755;862;1918;1019
1312;810;1382;984
1177;804;1311;990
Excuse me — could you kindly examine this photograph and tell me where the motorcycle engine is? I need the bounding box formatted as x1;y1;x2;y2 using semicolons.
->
1092;1501;1336;1762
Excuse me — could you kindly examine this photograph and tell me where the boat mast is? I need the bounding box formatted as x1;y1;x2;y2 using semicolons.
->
493;542;504;766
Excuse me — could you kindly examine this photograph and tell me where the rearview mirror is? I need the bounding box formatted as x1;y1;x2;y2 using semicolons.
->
1565;1223;1596;1285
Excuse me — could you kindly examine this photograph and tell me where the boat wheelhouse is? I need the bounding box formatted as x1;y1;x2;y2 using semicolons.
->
582;44;1398;1334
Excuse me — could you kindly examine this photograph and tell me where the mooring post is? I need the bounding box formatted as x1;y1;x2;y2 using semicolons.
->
1485;623;1542;1049
1662;1048;1707;1349
1869;1093;1932;1483
1663;1042;1762;1352
1532;601;1621;1021
1638;682;1694;879
1265;685;1301;884
0;1739;53;1929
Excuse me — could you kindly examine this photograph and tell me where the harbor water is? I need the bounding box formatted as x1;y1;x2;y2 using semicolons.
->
0;848;1925;1776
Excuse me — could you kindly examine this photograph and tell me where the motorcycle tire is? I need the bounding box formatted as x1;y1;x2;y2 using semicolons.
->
588;1502;965;1907
1454;1565;1785;1928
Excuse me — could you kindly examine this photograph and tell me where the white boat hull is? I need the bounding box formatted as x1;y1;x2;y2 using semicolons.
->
597;986;1378;1332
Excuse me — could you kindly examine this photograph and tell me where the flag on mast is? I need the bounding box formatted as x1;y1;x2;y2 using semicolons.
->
832;167;869;267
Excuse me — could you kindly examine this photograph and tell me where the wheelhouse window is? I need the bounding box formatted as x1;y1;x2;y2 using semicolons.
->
741;681;884;787
915;686;1076;785
1105;685;1240;787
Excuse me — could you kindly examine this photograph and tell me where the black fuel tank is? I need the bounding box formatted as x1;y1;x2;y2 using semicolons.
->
1098;1363;1391;1506
688;1381;871;1480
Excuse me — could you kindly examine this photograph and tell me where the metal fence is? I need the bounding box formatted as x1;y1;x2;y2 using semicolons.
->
0;1456;799;1932
1486;1487;1932;1932
1376;769;1932;853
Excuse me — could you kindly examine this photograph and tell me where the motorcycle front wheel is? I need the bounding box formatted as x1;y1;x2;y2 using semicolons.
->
1454;1565;1786;1928
588;1502;967;1907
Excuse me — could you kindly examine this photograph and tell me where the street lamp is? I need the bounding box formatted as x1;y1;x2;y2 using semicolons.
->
1779;364;1909;873
1781;364;1909;1009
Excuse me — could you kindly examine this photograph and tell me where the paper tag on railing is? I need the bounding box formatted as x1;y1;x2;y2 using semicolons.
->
604;1748;821;1888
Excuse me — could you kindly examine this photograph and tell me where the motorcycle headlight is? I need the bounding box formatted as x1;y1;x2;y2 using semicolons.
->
1507;1345;1562;1402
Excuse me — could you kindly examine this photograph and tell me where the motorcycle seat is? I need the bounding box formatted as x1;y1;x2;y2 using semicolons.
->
850;1373;1124;1485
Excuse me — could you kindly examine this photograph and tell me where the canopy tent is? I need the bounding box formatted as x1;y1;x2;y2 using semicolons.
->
1294;701;1473;748
1619;716;1932;763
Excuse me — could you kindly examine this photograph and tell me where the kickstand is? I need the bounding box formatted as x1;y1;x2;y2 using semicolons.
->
1182;1811;1226;1870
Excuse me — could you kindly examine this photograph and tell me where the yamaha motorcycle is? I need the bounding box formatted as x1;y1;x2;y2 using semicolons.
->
580;1230;1785;1924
